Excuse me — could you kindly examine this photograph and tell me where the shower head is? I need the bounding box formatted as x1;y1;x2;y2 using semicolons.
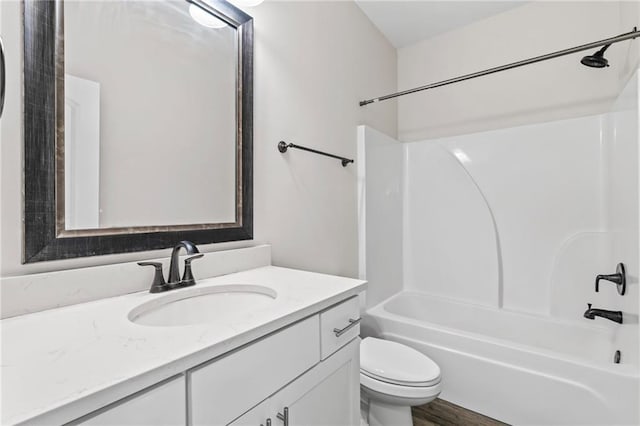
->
580;44;611;68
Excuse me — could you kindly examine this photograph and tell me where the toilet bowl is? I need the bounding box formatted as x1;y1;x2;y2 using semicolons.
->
360;337;441;426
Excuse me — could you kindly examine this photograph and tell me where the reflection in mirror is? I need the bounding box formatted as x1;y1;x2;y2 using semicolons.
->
63;0;237;230
23;0;253;263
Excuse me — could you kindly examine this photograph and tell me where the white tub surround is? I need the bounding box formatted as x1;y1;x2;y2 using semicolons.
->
1;266;366;425
356;126;404;308
356;71;640;424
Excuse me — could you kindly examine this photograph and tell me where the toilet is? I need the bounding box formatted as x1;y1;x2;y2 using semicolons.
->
360;337;441;426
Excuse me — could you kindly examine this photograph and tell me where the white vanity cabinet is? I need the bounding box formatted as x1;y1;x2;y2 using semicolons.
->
189;316;322;425
229;334;360;426
75;376;187;425
254;338;360;426
2;261;368;426
231;338;360;426
193;297;361;426
68;296;361;426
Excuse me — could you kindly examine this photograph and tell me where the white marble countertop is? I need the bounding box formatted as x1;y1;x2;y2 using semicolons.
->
1;266;366;425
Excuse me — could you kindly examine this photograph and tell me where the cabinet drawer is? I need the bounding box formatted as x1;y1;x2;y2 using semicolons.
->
189;315;320;426
320;296;360;360
74;376;186;425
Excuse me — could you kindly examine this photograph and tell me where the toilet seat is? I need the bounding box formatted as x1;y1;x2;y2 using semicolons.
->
360;371;442;401
360;337;441;388
361;369;440;387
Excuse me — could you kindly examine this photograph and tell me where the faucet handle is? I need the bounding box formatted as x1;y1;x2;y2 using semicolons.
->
595;263;626;295
587;303;592;310
181;254;204;286
138;262;168;293
184;254;204;263
595;275;615;292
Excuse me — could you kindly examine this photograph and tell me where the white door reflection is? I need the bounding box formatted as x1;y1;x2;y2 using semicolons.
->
64;74;101;230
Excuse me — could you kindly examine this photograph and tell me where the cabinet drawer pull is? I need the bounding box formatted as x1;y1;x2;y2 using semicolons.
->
333;318;361;337
276;407;289;426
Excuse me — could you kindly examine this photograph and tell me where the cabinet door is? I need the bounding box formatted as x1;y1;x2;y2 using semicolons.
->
270;338;360;426
190;316;320;426
229;397;271;426
75;375;186;425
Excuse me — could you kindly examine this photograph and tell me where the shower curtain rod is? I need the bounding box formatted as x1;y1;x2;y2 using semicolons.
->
359;28;640;106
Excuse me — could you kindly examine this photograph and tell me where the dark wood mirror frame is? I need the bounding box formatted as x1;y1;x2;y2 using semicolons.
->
23;0;253;263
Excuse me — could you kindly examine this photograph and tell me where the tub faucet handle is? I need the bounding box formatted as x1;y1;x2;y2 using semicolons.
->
595;263;626;295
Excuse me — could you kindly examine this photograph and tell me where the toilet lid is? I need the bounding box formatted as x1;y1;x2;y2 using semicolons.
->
360;337;441;387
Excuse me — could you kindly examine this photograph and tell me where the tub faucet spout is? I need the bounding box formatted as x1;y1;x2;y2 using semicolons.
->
583;303;623;324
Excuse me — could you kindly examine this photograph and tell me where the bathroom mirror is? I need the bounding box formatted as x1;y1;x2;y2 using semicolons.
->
23;0;253;263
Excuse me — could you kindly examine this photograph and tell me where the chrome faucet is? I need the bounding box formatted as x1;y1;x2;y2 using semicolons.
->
583;303;623;324
138;241;203;293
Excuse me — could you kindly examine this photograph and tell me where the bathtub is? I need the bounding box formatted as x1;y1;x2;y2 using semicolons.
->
362;291;639;425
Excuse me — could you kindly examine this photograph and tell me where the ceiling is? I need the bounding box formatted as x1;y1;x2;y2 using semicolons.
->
354;1;527;48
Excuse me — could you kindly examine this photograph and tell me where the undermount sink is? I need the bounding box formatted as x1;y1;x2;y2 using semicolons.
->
128;285;278;327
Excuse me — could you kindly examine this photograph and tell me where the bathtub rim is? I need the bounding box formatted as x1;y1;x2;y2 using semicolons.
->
366;290;639;378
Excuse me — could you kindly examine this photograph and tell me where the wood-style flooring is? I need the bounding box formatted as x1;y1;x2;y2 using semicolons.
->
412;398;509;426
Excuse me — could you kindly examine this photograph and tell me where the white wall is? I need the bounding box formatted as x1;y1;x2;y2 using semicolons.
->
0;1;396;294
618;1;640;91
397;1;638;141
250;1;396;278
